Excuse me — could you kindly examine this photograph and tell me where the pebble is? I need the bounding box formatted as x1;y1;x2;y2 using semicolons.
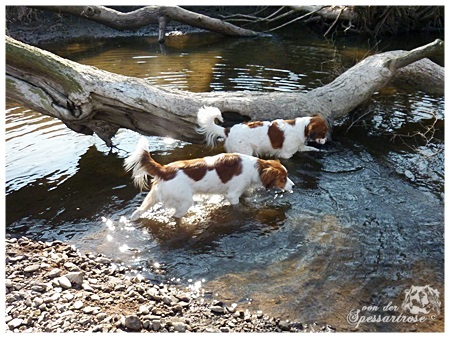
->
8;318;23;329
65;272;84;285
82;283;94;292
279;320;291;331
139;305;150;315
5;236;319;333
48;268;62;278
173;321;187;332
124;315;142;331
24;264;40;273
152;320;162;331
57;276;72;289
210;305;225;314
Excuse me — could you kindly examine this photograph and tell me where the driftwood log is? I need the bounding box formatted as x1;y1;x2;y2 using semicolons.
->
32;5;262;43
5;36;444;147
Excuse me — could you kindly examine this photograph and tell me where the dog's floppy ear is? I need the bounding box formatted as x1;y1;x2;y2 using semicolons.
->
260;167;277;189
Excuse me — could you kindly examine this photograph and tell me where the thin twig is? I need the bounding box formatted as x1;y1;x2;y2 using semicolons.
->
390;111;442;153
264;6;285;20
323;6;345;37
265;6;329;32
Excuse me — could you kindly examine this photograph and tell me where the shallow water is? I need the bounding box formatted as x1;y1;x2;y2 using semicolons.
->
5;31;444;331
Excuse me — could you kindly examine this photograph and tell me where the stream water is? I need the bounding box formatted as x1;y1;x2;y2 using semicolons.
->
5;30;444;332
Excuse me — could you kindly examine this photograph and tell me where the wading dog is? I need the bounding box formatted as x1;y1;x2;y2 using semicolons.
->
124;137;294;220
196;106;328;158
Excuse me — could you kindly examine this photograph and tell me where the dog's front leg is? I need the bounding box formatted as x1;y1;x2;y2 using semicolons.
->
130;188;158;221
299;145;320;152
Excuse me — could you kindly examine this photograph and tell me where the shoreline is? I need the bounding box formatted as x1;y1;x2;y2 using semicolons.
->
6;9;212;46
5;236;335;333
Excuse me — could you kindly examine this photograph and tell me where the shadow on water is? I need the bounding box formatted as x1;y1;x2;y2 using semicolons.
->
5;31;444;332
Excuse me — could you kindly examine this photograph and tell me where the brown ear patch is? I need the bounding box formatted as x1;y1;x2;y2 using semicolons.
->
305;116;328;140
257;159;286;189
268;121;285;149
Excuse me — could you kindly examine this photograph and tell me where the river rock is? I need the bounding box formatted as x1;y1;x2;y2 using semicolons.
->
175;292;191;302
57;276;72;289
210;305;225;314
82;282;94;292
173;321;187;332
152;320;161;331
138;305;150;315
48;268;62;278
24;264;40;273
278;320;291;331
124;315;142;331
8;318;23;329
64;272;84;285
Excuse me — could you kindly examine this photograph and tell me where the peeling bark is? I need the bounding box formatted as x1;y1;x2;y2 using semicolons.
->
5;36;444;146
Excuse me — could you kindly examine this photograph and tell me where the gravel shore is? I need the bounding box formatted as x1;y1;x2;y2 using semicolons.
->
5;237;335;333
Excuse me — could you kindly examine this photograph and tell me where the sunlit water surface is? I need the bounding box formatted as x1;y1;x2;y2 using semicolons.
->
6;31;444;332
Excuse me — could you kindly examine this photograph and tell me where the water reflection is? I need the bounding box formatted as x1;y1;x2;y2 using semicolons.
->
5;31;444;332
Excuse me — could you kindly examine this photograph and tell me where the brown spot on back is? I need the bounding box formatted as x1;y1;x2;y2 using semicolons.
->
286;119;296;126
305;116;328;140
214;154;243;183
169;159;208;182
268;121;285;149
244;121;264;128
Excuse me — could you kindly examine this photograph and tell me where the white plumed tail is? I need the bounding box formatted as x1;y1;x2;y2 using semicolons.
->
196;106;227;146
124;137;151;190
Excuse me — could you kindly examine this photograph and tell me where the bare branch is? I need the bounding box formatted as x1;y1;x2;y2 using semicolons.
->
32;5;262;43
265;6;330;32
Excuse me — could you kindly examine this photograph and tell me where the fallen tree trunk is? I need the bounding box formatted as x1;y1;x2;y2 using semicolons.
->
6;36;444;146
32;5;262;43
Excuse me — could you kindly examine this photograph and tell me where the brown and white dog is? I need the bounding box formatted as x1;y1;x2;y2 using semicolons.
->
124;137;294;220
196;106;328;158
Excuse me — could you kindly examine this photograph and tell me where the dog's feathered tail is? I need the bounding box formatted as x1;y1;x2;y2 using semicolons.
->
196;106;227;147
124;137;165;190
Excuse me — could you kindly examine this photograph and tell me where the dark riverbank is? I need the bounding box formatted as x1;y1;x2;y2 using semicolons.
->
6;6;230;45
